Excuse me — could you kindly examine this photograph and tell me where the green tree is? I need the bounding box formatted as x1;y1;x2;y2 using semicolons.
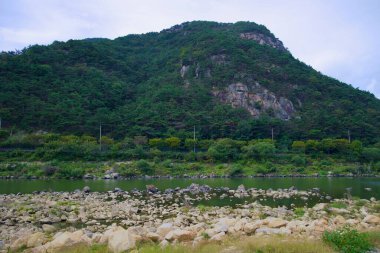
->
165;137;181;149
207;138;240;162
242;142;276;161
292;141;305;153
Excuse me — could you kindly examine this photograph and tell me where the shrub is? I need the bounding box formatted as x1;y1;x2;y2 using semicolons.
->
207;138;240;162
43;166;58;176
242;142;276;161
229;165;244;177
135;159;153;175
291;155;306;166
323;227;373;253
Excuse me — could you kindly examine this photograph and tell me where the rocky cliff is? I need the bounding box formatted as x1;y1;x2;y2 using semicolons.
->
212;82;295;120
239;32;287;51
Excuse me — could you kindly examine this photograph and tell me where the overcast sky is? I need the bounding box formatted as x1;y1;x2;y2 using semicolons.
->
1;0;379;98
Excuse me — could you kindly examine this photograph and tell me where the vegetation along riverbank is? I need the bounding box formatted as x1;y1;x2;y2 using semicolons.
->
1;132;380;179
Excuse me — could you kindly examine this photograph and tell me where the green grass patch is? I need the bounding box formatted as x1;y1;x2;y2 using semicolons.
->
329;201;348;209
323;227;374;253
294;207;305;217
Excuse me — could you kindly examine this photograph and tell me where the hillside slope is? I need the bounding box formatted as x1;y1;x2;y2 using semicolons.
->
1;21;379;143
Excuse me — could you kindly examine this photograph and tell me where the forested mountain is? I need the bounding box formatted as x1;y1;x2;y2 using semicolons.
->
1;21;379;143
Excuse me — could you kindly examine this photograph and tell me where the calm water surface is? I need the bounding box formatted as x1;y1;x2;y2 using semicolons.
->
1;178;379;200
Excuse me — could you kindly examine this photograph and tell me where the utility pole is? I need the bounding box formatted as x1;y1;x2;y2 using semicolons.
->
99;122;102;152
193;125;196;153
271;127;274;141
347;130;351;143
0;117;2;129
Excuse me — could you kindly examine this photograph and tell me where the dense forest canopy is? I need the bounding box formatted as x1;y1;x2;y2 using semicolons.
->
1;21;379;144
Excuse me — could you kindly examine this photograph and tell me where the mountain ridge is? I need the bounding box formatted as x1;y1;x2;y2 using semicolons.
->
0;21;379;143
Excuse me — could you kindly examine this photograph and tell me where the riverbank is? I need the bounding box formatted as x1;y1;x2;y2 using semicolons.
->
1;184;379;252
0;160;378;181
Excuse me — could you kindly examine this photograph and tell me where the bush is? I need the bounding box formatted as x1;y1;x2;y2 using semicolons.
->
43;166;58;176
323;227;373;253
242;142;276;161
207;138;240;162
291;155;306;166
229;165;244;177
135;159;153;175
56;167;84;179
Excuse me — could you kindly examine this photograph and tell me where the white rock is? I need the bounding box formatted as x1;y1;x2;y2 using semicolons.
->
165;229;195;242
210;232;226;241
157;223;174;237
256;227;291;235
108;227;141;253
363;215;380;225
27;232;47;248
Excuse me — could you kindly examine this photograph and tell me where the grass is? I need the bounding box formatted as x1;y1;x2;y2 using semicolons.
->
197;204;212;213
367;230;380;248
329;202;348;209
294;207;305;217
323;227;374;253
57;235;337;253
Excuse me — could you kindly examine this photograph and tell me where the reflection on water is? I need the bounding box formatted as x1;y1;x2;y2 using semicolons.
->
1;178;379;200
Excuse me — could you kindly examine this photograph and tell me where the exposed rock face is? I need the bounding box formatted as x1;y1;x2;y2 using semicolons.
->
213;82;295;120
180;65;190;78
240;32;286;51
210;54;228;65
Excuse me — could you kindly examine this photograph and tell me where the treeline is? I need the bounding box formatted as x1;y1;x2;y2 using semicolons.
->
1;131;379;167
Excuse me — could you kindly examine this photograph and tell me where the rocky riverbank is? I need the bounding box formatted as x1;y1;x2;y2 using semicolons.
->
1;184;379;253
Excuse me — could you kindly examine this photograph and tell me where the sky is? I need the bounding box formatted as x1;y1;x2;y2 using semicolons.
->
1;0;379;98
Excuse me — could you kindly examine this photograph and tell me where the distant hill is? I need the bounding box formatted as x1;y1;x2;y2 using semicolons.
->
1;21;379;143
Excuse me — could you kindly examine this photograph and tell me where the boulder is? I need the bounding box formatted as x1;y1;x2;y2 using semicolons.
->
237;184;246;192
146;232;160;242
26;232;47;248
333;215;346;225
42;224;57;233
108;227;141;253
146;185;159;193
210;232;226;241
256;227;291;235
363;215;380;225
82;186;91;193
157;223;174;237
313;203;327;211
100;226;124;244
243;222;258;234
266;218;288;228
10;236;29;251
46;230;90;251
165;229;195;242
126;226;147;236
214;218;235;233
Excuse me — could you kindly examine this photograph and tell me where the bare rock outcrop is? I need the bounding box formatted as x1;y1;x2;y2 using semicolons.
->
213;82;295;120
240;32;286;51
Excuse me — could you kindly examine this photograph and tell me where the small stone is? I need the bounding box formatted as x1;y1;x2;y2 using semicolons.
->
42;224;57;233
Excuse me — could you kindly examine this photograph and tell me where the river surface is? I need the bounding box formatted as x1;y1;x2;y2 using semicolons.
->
1;178;379;199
